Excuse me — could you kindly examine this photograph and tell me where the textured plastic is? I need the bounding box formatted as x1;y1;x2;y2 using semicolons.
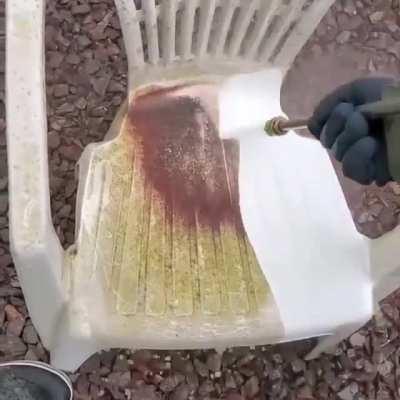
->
115;0;336;91
7;0;400;372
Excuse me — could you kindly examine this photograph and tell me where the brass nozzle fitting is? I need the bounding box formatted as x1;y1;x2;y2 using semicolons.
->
264;117;289;136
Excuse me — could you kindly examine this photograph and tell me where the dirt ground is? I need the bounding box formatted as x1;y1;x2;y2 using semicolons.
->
2;0;400;399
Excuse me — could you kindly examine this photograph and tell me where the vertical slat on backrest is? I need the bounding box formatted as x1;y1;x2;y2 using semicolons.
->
243;0;280;60
115;0;334;73
180;0;198;60
259;0;307;62
162;0;177;64
195;0;217;57
210;0;238;56
142;0;159;64
114;0;144;69
227;0;257;58
274;0;335;68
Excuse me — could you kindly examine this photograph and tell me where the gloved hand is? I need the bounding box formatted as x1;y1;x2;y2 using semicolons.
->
308;78;393;186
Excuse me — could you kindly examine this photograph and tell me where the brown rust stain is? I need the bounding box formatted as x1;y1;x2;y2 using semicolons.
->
75;83;278;320
128;84;245;234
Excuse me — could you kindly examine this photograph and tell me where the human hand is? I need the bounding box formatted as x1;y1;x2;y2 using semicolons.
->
308;78;393;186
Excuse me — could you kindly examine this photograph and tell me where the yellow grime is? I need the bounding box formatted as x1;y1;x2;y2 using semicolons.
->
79;128;272;319
74;90;279;331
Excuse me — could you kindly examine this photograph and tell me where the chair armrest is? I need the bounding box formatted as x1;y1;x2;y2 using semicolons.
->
7;0;65;347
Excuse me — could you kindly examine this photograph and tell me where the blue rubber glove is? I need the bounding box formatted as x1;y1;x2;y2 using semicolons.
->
308;78;393;186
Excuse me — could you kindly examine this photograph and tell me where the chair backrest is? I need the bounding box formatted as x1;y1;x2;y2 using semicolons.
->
115;0;336;91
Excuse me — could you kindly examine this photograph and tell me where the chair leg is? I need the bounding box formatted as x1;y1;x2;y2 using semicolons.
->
305;322;365;360
370;225;400;303
50;336;102;373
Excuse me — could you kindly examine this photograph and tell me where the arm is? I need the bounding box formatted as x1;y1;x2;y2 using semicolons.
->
309;78;400;301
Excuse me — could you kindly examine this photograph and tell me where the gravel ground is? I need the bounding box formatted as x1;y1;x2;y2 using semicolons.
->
2;0;400;399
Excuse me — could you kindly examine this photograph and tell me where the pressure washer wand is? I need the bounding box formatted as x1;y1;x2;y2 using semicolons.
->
264;98;400;136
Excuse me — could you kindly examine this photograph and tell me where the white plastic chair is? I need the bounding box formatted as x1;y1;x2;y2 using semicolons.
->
6;0;400;371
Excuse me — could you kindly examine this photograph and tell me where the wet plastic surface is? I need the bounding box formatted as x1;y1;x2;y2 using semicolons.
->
72;81;283;352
